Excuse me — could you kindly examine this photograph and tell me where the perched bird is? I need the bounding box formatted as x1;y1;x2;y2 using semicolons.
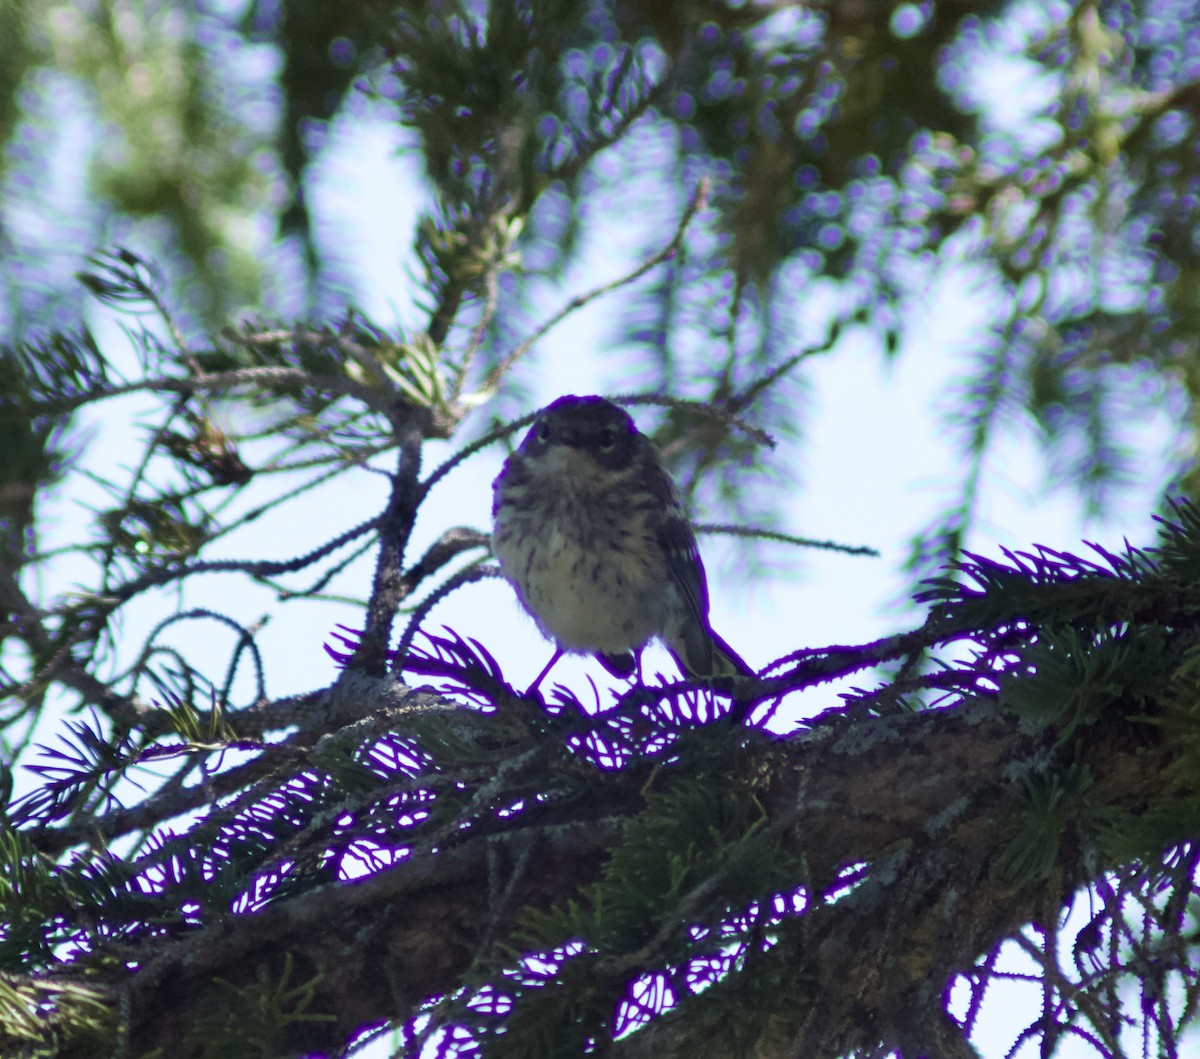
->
491;394;753;689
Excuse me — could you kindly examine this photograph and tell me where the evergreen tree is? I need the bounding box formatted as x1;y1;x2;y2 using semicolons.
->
1;2;1198;1056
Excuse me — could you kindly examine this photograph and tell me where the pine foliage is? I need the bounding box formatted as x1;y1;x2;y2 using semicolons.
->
2;2;1200;1057
2;283;1198;1053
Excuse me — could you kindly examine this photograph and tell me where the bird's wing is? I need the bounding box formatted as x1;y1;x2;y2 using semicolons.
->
651;465;754;679
653;481;714;675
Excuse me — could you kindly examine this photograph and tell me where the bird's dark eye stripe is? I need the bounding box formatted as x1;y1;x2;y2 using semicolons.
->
536;421;551;440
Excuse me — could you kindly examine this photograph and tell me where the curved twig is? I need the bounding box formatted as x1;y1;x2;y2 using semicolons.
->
481;179;711;395
392;563;505;672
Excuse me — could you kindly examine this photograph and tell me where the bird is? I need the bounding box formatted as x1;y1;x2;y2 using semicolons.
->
491;394;754;691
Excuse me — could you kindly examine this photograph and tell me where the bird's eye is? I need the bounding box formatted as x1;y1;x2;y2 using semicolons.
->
536;421;551;442
597;428;617;451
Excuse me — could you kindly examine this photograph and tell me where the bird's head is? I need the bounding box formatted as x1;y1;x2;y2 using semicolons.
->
518;395;641;473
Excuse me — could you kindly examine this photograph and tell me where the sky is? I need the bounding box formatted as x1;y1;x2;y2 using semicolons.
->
13;7;1199;1056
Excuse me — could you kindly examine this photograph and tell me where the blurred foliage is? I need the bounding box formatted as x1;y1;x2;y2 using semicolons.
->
0;1;32;160
1;1;1198;559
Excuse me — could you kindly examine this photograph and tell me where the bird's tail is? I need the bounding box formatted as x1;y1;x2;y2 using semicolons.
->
670;622;756;681
708;628;755;679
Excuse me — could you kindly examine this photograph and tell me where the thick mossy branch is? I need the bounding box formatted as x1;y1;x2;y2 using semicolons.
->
48;687;1189;1059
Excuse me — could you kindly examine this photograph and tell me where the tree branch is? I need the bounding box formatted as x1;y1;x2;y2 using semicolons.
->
42;685;1187;1059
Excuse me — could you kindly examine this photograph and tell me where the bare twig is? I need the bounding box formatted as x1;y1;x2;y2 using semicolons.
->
419;411;539;500
98;394;192;594
37;367;397;418
693;523;879;558
400;527;491;597
482;179;711;394
614;393;776;449
355;414;426;675
97;515;382;607
276;536;378;602
392;562;504;671
451;266;503;403
734;319;846;410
